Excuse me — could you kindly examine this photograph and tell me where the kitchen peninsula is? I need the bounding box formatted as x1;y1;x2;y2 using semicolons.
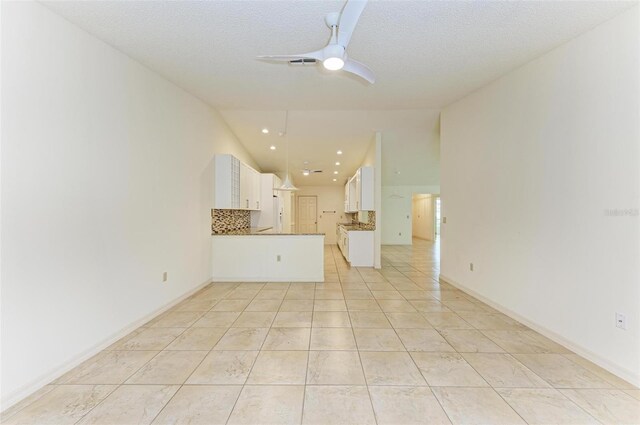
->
211;227;324;282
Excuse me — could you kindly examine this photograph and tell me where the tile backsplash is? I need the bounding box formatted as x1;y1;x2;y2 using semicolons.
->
346;211;376;230
212;209;250;234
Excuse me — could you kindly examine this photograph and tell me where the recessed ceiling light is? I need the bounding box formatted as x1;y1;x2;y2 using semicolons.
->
270;145;276;150
262;128;269;134
333;178;337;182
333;171;338;175
337;150;343;155
335;162;340;166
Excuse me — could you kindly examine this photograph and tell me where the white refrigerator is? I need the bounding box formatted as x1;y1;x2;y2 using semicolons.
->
252;174;285;233
273;194;283;233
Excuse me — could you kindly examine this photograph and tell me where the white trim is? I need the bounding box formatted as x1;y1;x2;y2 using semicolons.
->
439;274;640;388
0;278;212;412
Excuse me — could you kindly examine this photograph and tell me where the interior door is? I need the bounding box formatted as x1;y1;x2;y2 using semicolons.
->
298;196;317;233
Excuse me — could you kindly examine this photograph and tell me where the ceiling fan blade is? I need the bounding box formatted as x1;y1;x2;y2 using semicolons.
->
343;58;375;84
257;49;323;62
337;0;367;48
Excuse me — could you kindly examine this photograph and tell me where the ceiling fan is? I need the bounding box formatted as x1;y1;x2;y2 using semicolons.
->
301;161;323;176
257;0;375;84
301;168;323;176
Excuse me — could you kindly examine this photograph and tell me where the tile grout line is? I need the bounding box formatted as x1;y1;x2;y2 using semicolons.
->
67;289;217;424
368;261;458;425
352;265;383;425
380;245;459;425
299;277;317;425
224;281;285;425
142;282;243;425
68;285;233;424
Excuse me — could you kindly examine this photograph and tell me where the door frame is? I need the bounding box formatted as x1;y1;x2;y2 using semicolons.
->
297;195;318;233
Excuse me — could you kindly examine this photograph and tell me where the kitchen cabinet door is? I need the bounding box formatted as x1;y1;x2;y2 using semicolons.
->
239;162;252;210
250;168;261;210
359;166;374;211
348;177;358;212
213;154;240;209
344;183;350;213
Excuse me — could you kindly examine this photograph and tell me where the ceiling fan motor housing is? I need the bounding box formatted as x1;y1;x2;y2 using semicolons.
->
323;44;345;61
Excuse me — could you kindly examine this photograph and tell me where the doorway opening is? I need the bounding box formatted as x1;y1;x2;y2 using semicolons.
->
411;193;440;242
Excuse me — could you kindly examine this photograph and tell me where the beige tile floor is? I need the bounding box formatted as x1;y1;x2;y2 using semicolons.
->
3;239;639;424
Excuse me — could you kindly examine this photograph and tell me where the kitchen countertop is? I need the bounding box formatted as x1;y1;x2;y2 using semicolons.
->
337;223;374;232
213;227;325;236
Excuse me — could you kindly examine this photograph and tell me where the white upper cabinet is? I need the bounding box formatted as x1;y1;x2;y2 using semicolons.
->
214;154;240;209
214;154;261;210
250;167;261;210
344;166;374;212
348;177;358;212
344;182;350;213
239;162;251;210
358;166;374;211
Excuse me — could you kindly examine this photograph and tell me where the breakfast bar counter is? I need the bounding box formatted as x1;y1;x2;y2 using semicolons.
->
211;229;325;282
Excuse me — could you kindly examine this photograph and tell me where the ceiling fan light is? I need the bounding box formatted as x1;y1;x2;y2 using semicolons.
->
303;170;310;176
323;56;344;71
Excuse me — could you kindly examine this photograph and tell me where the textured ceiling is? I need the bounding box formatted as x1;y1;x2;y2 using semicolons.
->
41;1;633;186
43;0;634;110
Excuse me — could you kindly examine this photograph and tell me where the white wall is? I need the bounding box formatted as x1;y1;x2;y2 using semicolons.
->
295;186;348;244
382;185;440;245
1;1;257;407
412;194;435;241
380;110;440;187
441;6;639;385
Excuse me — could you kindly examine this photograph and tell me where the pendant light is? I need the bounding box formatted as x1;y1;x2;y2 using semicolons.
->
279;110;299;191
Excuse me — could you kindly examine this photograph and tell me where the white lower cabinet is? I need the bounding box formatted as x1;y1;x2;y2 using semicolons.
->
337;226;374;267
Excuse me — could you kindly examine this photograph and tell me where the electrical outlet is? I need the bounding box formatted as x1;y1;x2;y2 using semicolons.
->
469;263;474;272
443;217;447;224
616;312;627;330
162;272;168;282
277;255;281;262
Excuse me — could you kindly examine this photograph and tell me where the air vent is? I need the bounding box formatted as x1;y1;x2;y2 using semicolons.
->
289;58;317;66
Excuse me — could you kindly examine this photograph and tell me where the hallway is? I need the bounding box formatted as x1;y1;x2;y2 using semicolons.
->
3;239;638;424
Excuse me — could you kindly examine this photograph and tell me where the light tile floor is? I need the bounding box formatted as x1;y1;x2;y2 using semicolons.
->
3;239;639;424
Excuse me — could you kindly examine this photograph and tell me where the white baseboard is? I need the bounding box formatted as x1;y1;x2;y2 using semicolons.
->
439;274;640;388
0;278;212;412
